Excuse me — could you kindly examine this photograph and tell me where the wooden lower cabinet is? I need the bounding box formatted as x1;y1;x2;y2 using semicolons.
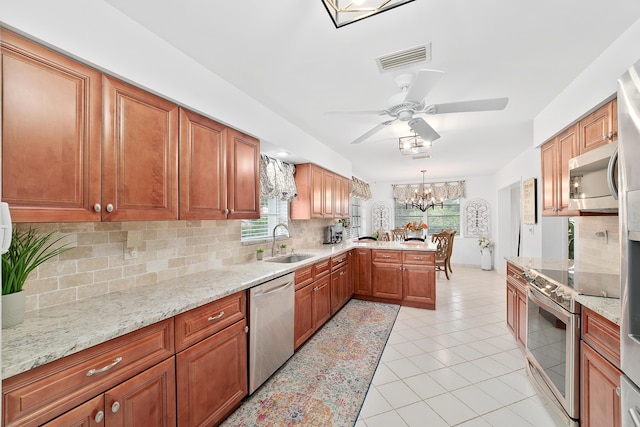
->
176;319;248;427
372;261;403;300
294;275;331;349
402;264;435;307
580;306;622;427
581;341;622;427
505;262;527;349
353;248;372;296
331;262;351;314
44;357;176;427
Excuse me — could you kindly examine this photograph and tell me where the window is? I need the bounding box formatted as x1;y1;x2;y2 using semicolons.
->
241;197;289;242
394;199;460;235
348;198;362;239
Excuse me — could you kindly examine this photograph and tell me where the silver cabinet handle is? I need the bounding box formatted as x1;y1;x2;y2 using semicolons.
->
106;204;114;213
230;209;234;214
616;386;621;396
313;286;319;292
94;203;101;213
207;311;224;321
95;411;104;423
111;401;120;414
86;357;122;376
339;271;345;276
224;209;229;215
381;255;391;258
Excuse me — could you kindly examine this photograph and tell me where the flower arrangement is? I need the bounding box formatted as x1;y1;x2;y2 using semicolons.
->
406;221;428;232
478;237;493;250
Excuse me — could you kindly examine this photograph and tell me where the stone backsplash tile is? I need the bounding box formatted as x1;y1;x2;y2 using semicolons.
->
17;218;336;311
573;216;620;273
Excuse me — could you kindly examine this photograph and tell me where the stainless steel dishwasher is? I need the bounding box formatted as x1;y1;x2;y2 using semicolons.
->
248;272;294;394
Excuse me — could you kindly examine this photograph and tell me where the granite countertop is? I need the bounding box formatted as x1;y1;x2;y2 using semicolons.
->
2;240;436;379
506;256;621;325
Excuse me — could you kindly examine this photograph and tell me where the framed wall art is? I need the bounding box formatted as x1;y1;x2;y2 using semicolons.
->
522;177;537;225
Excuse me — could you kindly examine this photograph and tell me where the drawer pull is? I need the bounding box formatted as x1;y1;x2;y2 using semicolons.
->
340;271;345;276
95;411;104;423
313;286;319;292
111;401;120;414
86;357;123;377
381;255;391;258
207;311;225;321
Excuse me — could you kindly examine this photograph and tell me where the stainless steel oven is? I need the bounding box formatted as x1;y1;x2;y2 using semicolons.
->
524;272;581;427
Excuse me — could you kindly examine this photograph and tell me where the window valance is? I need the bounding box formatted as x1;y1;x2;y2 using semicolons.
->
392;180;465;201
260;155;298;202
350;176;372;200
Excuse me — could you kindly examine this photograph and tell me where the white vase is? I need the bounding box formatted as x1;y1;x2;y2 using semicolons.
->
256;251;264;260
481;248;492;271
407;230;423;239
2;290;26;329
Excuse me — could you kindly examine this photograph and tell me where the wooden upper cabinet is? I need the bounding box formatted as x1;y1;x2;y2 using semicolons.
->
102;75;179;221
579;100;617;153
291;163;347;219
226;128;260;219
179;109;228;219
1;29;102;222
322;168;334;218
540;123;580;217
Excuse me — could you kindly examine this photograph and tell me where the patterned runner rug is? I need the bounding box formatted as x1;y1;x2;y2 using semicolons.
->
222;299;400;427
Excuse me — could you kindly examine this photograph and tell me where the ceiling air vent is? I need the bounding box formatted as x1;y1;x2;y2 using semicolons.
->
376;43;431;72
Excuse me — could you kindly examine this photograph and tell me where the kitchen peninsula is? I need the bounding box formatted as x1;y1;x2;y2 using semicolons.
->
2;240;435;426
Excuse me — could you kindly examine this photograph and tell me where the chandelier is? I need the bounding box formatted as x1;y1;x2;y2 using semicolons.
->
321;0;415;28
399;132;432;157
405;170;444;212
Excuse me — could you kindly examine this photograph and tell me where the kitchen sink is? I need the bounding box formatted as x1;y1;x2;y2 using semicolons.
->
265;254;315;263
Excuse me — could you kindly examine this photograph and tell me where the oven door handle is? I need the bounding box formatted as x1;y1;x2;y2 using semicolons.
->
527;286;571;323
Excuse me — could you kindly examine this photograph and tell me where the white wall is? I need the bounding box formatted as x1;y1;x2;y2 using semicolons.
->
365;175;497;267
534;17;640;146
0;0;352;178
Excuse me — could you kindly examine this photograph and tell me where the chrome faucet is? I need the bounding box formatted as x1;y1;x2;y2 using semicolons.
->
272;223;290;257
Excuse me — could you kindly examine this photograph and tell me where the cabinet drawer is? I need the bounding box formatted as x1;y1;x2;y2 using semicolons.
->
313;258;331;279
582;307;621;369
402;251;435;265
331;252;349;269
372;250;402;263
295;265;314;290
175;291;246;352
3;319;174;427
506;262;527;291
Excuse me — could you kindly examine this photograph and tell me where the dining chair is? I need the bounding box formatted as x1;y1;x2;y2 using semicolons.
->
431;231;452;280
379;232;390;241
443;229;456;274
391;228;407;241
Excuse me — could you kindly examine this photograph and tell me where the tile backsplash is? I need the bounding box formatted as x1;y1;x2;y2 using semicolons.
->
18;219;334;312
573;216;620;273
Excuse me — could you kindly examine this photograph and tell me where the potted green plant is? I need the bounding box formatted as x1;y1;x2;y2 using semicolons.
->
2;227;72;328
279;244;287;255
256;248;264;260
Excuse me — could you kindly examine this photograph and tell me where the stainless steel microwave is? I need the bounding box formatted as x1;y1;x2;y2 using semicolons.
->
568;141;618;212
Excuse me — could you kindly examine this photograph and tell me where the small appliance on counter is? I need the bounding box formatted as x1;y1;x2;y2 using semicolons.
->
324;223;343;244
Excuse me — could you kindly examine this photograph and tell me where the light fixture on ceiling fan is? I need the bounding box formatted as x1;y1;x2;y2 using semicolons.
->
321;0;415;28
405;170;443;212
399;132;432;156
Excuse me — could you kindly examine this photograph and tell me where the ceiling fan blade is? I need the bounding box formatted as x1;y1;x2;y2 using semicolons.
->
404;69;445;104
350;120;396;144
408;118;441;142
325;109;387;116
426;97;509;114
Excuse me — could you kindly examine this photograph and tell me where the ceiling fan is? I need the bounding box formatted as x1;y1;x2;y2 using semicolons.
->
332;69;509;145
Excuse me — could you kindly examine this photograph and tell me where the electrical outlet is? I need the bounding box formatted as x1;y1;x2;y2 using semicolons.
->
123;243;138;260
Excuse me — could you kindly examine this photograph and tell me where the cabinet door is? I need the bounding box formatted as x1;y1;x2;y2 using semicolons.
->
102;76;178;221
176;320;247;427
1;30;102;222
294;284;314;350
372;262;403;300
353;249;372;296
179;109;228;219
330;263;350;314
557;124;580;215
506;282;517;337
42;395;105;427
227;128;260;219
309;165;324;218
516;289;527;349
342;178;351;217
333;176;343;219
540;139;558;216
579;101;616;154
313;275;332;329
323;169;334;218
402;264;435;307
581;342;622;427
105;357;176;427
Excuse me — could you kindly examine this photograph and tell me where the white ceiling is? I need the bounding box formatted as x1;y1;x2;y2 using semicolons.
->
105;0;640;183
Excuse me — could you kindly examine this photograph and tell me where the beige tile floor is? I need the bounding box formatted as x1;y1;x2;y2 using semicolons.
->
356;266;559;427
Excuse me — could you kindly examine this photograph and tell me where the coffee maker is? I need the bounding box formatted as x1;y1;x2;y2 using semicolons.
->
324;223;343;244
